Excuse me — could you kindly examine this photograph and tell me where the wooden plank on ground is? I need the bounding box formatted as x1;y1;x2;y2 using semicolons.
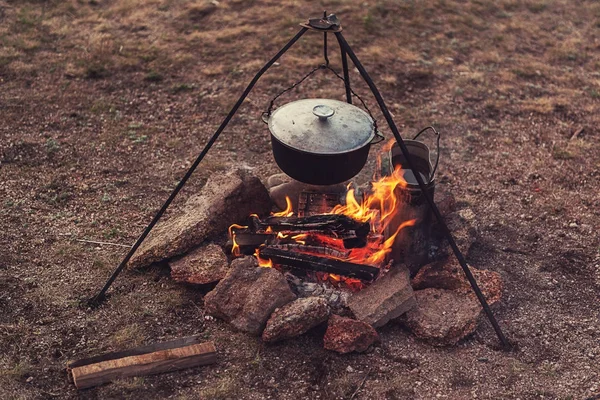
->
69;339;216;389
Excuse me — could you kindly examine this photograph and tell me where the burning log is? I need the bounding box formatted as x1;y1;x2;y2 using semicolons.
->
259;247;379;282
252;214;370;240
270;243;352;259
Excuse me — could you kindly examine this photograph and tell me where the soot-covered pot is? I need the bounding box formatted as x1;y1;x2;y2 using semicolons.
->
266;98;382;185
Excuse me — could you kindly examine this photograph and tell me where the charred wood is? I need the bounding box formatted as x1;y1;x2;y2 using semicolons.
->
270;243;352;259
260;247;379;281
252;214;370;239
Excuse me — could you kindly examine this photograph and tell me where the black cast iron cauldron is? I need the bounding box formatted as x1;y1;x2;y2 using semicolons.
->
266;98;383;185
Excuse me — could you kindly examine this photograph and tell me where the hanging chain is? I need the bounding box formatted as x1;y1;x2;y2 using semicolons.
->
263;63;381;137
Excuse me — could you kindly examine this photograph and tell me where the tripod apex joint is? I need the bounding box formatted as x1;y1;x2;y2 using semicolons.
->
302;13;342;32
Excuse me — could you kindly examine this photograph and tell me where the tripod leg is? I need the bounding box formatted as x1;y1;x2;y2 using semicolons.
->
335;35;352;104
335;32;510;349
89;27;309;306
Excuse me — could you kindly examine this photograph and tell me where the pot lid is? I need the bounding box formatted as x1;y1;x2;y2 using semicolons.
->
268;98;375;155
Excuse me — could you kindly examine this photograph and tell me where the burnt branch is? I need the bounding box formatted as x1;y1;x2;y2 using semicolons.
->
252;214;370;239
260;247;379;281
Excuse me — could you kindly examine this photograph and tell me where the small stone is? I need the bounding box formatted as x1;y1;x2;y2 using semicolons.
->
323;315;379;354
569;222;578;228
170;243;228;285
204;257;296;335
26;377;34;383
348;264;416;328
262;297;330;342
346;366;355;373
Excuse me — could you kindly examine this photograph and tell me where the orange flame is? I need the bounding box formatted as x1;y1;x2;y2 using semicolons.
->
272;196;294;217
228;224;248;237
330;165;408;234
228;223;248;257
232;235;241;257
254;248;273;268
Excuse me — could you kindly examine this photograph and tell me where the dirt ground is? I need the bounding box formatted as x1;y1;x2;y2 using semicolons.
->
1;0;599;399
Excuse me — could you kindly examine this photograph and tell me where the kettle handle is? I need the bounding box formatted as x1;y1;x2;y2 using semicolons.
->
261;112;270;124
371;130;385;144
412;126;440;184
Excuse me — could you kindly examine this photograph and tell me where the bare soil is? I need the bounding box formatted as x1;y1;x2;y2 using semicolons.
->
1;0;599;399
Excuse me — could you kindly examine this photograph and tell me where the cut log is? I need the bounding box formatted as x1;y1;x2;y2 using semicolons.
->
68;337;216;389
259;247;379;281
252;214;370;239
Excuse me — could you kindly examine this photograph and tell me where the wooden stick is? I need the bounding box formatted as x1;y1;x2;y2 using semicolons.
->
69;338;216;389
350;368;372;400
570;126;584;141
259;247;379;281
74;239;132;248
252;214;370;239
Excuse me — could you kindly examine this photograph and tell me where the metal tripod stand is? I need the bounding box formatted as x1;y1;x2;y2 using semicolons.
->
89;14;510;349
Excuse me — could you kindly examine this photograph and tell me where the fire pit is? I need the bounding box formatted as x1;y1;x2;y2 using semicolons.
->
228;143;420;291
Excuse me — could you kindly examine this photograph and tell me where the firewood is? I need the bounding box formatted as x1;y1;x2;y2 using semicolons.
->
252;214;370;239
260;247;379;281
270;243;352;259
68;336;216;389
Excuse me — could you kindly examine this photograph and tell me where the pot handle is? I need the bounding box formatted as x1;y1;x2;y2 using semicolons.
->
371;130;385;144
412;126;440;184
261;112;270;124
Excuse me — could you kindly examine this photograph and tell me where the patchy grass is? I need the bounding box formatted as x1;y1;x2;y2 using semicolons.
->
111;325;145;348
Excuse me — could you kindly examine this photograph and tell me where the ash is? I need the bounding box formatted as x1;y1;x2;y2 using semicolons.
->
284;272;351;311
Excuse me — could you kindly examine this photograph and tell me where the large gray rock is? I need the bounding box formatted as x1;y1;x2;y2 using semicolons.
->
128;169;271;268
204;257;296;335
347;264;416;328
170;243;228;285
323;315;379;354
402;288;482;346
262;297;330;343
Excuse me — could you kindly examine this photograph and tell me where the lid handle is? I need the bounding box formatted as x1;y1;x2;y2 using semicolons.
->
312;105;335;121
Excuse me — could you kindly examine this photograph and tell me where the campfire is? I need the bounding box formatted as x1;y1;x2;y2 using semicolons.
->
228;141;418;292
84;13;509;372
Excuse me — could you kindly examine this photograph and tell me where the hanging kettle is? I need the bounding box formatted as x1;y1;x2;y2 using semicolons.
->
264;98;384;185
